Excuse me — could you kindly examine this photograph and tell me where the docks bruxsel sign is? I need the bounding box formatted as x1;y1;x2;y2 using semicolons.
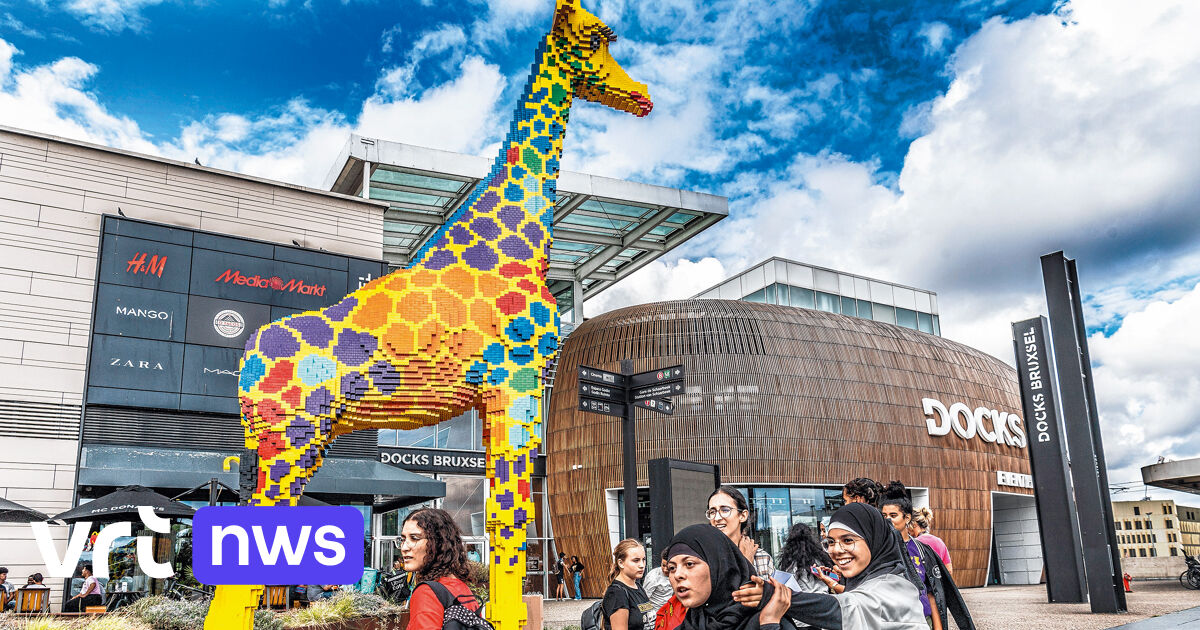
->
921;397;1028;449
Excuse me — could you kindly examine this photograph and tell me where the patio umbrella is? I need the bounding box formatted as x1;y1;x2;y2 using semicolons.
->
0;496;52;523
52;485;195;523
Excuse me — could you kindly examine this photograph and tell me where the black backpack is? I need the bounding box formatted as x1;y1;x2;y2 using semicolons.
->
418;581;494;630
581;600;605;630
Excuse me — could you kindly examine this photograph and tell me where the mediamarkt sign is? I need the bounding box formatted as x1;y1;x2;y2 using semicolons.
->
922;398;1027;449
214;269;327;296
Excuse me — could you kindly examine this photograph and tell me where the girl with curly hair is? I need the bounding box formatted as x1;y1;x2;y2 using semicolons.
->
402;508;480;630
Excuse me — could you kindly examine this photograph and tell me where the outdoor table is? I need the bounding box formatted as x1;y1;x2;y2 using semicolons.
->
106;590;148;611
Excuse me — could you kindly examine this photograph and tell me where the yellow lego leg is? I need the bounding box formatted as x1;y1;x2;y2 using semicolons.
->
205;584;264;630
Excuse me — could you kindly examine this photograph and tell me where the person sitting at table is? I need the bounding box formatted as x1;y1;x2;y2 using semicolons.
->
64;564;105;612
19;573;50;612
0;567;14;610
309;584;340;601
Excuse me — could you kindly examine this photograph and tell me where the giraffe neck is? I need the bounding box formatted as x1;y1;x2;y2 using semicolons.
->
412;35;572;274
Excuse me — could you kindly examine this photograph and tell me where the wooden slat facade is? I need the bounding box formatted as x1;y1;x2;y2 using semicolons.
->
546;299;1031;595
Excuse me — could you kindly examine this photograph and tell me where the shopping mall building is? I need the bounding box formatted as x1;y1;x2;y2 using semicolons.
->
547;260;1040;596
0;124;1037;603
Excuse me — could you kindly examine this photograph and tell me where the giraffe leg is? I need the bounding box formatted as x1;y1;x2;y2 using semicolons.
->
483;387;542;630
204;410;335;630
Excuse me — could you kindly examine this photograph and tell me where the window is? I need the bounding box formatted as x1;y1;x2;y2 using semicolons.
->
1139;549;1146;557
872;303;897;325
917;311;934;334
1135;521;1143;529
932;314;941;336
815;291;840;314
896;307;918;329
1134;506;1141;515
1167;519;1173;529
764;284;777;305
744;288;768;303
1115;521;1122;530
1165;504;1174;515
841;296;857;317
856;299;872;320
1151;548;1157;557
1147;520;1153;529
789;286;815;308
1172;548;1179;556
1125;520;1133;529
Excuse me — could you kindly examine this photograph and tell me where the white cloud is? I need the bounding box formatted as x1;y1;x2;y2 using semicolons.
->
375;24;468;97
63;0;166;33
1089;283;1200;494
583;257;728;316
919;22;951;55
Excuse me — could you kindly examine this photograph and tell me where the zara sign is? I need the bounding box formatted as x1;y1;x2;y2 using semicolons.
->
921;398;1027;449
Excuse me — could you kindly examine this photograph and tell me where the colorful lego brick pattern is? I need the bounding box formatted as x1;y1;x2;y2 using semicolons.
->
203;1;651;628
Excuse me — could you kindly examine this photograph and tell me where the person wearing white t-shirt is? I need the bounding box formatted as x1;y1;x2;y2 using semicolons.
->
64;565;105;612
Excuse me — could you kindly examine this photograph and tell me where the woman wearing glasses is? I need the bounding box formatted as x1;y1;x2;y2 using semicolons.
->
707;487;775;577
737;503;927;629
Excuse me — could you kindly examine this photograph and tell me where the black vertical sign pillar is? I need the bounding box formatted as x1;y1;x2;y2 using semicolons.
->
620;359;638;542
1041;251;1126;613
1012;316;1087;602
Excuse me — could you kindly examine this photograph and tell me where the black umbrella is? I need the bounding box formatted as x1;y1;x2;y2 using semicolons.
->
52;485;195;523
0;496;52;523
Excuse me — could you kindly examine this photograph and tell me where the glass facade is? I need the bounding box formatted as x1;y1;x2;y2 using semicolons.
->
378;410;484;451
695;257;941;336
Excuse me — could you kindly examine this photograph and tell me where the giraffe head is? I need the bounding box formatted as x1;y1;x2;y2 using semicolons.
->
552;0;653;117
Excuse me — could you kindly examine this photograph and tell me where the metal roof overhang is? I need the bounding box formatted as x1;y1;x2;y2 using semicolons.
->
1143;458;1200;495
79;445;446;506
324;135;729;304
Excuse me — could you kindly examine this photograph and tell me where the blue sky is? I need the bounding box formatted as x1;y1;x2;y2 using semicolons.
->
3;0;1200;498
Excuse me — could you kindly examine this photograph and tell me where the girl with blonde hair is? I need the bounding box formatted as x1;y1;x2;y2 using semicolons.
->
603;539;655;630
908;507;953;576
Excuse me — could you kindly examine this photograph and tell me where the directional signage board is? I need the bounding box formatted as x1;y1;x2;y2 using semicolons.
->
629;365;685;389
580;366;627;387
580;382;625;403
637;398;674;415
631;381;684;403
580;398;626;417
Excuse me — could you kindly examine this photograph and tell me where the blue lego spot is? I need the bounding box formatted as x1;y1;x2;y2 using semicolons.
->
488;367;510;385
542;104;555;118
239;354;266;391
511;345;535;365
533;120;545;133
554;312;561;328
504;182;524;202
530;302;550;326
483;343;507;365
532;135;551;153
297;354;336;387
465;361;487;385
511;164;527;180
550;122;563;138
505;317;535;342
538;332;558;355
525;196;547;216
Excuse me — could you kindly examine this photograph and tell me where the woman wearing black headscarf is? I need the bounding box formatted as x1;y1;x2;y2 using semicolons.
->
749;503;927;630
666;523;767;630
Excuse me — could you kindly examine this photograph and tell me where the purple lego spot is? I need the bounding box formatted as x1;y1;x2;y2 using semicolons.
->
495;457;509;483
319;416;332;433
369;360;401;395
514;508;527;525
498;490;514;510
258;325;301;360
270;459;291;482
449;225;473;245
499;235;533;260
324;296;358;322
289;480;304;497
513;454;526;476
333;329;377;366
287;316;335;348
340;372;370;400
522;222;544;247
265;487;279;501
462;242;499;270
286;417;315;444
490;168;507;187
305;387;333;417
471;217;501;240
477;191;501;213
498;205;523;231
424;249;456;270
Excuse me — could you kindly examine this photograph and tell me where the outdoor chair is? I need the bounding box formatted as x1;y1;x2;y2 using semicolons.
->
261;585;290;610
15;587;50;613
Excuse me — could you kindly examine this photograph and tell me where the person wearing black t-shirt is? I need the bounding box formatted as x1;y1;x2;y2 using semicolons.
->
603;539;655;630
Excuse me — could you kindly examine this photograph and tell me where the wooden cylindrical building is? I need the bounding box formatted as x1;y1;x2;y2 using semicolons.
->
547;299;1035;597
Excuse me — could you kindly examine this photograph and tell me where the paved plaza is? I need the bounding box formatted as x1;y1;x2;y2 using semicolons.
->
541;580;1200;630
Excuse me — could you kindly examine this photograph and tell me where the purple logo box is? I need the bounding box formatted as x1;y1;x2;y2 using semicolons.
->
193;506;364;585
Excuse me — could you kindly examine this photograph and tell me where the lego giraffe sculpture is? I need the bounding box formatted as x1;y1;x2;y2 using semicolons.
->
203;1;651;628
